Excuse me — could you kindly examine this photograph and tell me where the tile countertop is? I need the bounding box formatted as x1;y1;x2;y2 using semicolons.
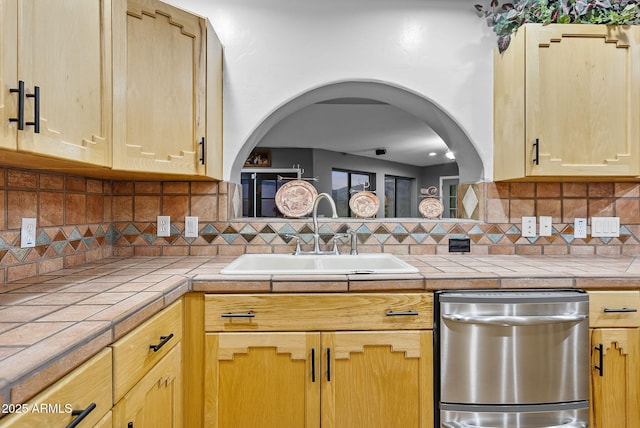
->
1;253;640;407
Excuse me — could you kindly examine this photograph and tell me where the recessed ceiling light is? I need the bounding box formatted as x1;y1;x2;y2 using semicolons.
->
428;152;437;156
445;151;455;160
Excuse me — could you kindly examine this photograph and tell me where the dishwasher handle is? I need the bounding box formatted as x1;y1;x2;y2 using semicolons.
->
443;420;587;428
441;313;588;326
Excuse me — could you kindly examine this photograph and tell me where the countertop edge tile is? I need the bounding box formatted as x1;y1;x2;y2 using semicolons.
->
425;278;501;290
192;280;271;293
348;278;424;292
500;278;576;289
112;295;165;341
576;278;640;289
0;384;7;409
272;280;348;293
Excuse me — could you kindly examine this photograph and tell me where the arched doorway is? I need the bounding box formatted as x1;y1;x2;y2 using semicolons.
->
230;79;485;184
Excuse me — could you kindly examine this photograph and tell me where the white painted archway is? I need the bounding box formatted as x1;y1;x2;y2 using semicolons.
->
230;80;485;184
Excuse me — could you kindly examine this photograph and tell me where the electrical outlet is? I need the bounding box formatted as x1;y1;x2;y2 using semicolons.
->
574;218;587;239
185;216;199;238
521;216;537;237
539;216;552;237
157;216;171;237
591;216;620;238
21;218;36;248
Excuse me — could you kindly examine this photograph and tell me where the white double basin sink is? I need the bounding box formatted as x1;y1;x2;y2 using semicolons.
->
220;253;419;275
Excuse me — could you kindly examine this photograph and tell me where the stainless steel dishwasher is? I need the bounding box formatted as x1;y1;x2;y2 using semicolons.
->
435;290;589;428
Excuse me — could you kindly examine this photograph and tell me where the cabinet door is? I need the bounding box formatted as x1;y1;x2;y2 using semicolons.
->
16;0;111;166
0;0;17;151
525;24;640;177
591;328;640;428
92;411;112;428
205;332;321;428
322;330;433;428
112;0;207;176
113;343;183;428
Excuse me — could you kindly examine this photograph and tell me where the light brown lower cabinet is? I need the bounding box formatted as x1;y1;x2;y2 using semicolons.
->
113;343;183;428
205;331;432;428
203;293;434;428
589;291;640;428
93;410;112;428
590;328;640;427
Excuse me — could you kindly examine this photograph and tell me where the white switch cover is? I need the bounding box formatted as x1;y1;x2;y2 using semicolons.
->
591;216;620;238
574;218;587;239
157;216;171;237
21;218;36;248
521;216;537;237
539;216;552;237
185;216;199;238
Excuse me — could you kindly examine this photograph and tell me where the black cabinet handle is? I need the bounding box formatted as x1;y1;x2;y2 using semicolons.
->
26;86;40;133
128;423;134;428
532;138;539;165
149;333;174;352
326;348;331;382
66;402;96;428
311;348;316;382
9;80;25;130
199;137;205;165
220;312;255;318
603;307;638;313
386;310;419;316
594;343;604;377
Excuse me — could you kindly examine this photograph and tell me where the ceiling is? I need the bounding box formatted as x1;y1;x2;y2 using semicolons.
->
257;98;454;167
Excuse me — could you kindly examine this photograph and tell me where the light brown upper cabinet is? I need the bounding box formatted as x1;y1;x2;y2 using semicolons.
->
494;24;640;180
112;0;223;179
0;0;112;167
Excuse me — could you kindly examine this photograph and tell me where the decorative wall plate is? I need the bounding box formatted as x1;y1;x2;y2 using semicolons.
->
275;180;318;218
349;191;380;218
419;197;444;219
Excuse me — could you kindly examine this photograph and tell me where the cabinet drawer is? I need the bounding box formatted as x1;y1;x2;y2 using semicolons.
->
204;293;433;332
589;291;640;327
0;348;112;428
112;299;183;402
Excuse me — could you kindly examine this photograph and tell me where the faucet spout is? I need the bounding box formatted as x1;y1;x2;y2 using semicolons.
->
311;193;338;254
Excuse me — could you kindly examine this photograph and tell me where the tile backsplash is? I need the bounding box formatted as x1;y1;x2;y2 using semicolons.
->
1;166;640;283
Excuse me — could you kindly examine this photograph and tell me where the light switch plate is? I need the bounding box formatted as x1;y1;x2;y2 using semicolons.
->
157;216;171;237
591;216;620;238
185;216;199;238
521;216;537;237
539;216;552;237
21;218;36;248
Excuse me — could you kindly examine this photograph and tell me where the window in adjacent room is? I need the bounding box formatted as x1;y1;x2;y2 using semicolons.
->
331;169;375;217
384;175;413;217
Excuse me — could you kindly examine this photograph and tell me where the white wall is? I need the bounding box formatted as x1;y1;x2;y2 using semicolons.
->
165;0;496;181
